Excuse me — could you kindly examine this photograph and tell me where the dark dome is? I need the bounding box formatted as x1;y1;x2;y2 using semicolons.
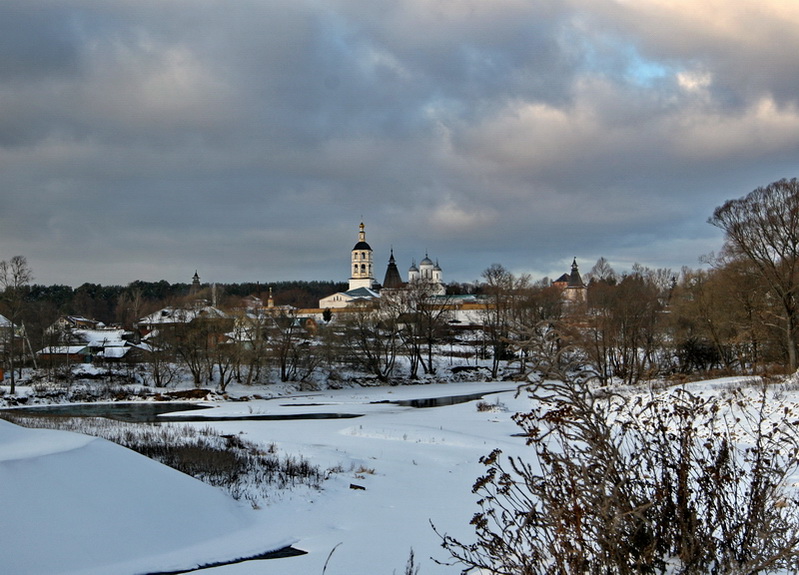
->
353;241;372;251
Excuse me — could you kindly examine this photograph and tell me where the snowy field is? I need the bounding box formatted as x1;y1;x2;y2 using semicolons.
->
1;381;536;575
2;375;793;575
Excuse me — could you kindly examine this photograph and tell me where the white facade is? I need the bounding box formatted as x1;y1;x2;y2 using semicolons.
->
319;287;381;309
407;254;445;296
349;222;376;290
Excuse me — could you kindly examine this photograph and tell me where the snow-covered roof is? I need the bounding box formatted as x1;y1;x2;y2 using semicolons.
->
37;345;89;355
131;340;155;353
138;305;228;326
344;287;380;299
98;347;130;359
73;328;128;347
0;314;11;328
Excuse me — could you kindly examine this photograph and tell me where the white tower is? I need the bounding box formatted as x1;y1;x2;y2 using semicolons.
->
349;222;375;290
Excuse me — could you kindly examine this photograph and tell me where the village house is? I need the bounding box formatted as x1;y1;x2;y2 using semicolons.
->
40;315;141;364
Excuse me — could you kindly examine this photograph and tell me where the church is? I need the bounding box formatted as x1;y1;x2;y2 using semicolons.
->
318;222;445;309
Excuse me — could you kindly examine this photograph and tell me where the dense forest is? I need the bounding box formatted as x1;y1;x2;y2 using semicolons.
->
21;280;349;326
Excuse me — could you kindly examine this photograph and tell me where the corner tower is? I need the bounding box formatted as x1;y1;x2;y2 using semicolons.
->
349;222;376;290
557;257;587;305
382;248;403;289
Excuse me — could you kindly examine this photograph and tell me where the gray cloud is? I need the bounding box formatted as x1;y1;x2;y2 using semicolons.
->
0;0;797;288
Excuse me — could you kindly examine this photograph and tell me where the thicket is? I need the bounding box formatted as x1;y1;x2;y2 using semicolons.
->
437;373;799;574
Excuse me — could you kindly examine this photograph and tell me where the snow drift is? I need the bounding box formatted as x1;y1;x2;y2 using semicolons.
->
0;420;285;575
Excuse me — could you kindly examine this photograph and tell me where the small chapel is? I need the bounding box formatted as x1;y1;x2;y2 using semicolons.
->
318;222;445;309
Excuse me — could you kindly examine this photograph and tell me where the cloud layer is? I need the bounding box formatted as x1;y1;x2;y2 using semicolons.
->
1;0;798;287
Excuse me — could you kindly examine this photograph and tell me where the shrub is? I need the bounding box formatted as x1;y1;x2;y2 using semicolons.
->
437;377;799;574
476;399;506;412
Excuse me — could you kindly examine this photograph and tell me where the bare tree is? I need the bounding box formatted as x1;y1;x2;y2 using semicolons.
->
709;178;799;370
115;287;146;329
391;290;425;379
506;282;564;376
338;301;400;383
211;340;238;392
480;264;516;379
587;256;617;285
580;272;664;385
0;256;33;394
172;314;216;387
230;308;269;385
670;263;772;374
269;309;321;385
390;279;452;378
143;329;179;388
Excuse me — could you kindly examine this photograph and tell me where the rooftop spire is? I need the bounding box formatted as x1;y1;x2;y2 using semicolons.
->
383;248;403;289
568;258;584;287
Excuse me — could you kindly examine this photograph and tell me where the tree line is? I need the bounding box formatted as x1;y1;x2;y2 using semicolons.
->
2;178;799;390
438;179;799;575
22;279;349;325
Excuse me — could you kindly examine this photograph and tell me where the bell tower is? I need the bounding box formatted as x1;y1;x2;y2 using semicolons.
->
349;222;375;290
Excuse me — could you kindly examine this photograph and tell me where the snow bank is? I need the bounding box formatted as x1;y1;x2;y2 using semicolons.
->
0;420;284;575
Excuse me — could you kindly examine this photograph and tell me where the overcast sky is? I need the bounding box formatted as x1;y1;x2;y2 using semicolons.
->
1;0;798;288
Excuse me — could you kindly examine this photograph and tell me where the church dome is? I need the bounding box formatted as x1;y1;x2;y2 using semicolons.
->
420;255;433;266
352;221;372;251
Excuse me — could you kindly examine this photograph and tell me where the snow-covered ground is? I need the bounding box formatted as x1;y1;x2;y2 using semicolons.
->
3;375;791;574
1;381;533;575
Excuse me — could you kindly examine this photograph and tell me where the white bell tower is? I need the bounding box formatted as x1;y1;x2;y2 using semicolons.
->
349;222;375;290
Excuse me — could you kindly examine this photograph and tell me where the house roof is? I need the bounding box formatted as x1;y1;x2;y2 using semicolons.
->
137;305;228;326
37;346;90;355
345;287;380;299
98;347;130;359
73;329;128;348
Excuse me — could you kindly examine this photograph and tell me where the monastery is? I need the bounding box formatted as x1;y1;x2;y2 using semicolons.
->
319;222;446;309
